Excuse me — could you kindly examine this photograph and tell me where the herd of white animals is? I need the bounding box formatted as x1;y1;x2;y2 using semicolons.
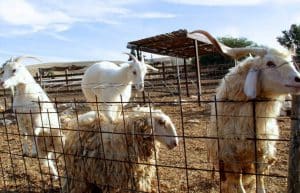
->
1;31;300;193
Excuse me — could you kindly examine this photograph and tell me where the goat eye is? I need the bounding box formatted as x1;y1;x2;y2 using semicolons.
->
133;71;137;75
266;61;276;68
12;69;16;73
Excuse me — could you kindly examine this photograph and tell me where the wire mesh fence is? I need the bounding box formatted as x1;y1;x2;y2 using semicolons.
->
0;98;291;193
0;59;294;193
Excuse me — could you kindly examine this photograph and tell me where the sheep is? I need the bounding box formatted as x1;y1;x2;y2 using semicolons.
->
81;53;158;122
0;56;65;178
62;106;179;193
197;30;300;193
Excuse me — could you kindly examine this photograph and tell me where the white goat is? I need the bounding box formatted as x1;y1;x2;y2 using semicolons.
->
195;30;300;193
81;53;158;122
0;56;65;178
62;107;178;193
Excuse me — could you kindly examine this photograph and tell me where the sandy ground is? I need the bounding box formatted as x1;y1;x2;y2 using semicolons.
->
0;90;291;193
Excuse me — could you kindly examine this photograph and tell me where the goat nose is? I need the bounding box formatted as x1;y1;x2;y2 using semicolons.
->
174;141;178;147
173;140;179;147
295;77;300;82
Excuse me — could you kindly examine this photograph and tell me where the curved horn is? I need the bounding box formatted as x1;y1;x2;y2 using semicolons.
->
123;52;139;63
146;64;158;71
14;56;42;63
189;30;267;59
190;30;225;54
226;47;267;59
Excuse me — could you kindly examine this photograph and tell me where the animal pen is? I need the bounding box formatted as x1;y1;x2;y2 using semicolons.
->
0;29;298;193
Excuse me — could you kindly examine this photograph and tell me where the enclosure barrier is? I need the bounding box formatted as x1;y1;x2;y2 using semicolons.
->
0;91;293;192
0;59;296;192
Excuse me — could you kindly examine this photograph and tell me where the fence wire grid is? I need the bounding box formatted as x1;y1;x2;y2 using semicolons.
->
0;60;294;193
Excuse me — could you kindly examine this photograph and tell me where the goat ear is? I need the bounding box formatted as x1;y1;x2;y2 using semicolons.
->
123;52;139;63
146;64;158;71
244;68;260;99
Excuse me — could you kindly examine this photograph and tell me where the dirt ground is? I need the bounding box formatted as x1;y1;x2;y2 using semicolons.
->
0;90;291;193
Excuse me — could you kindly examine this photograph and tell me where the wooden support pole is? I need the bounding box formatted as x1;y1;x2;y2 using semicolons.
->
288;95;300;193
65;69;69;91
194;40;202;105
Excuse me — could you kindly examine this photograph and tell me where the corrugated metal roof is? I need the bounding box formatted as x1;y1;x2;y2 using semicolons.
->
127;29;222;58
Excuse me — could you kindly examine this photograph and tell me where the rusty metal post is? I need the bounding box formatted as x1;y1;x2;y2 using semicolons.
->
288;95;300;193
194;40;202;105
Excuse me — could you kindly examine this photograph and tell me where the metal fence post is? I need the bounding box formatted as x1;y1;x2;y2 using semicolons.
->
288;95;300;193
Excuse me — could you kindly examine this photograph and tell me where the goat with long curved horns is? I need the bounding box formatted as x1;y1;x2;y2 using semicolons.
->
193;30;300;193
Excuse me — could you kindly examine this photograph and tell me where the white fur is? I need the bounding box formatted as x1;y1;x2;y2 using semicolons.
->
0;56;65;178
208;48;300;193
62;107;178;193
81;53;157;122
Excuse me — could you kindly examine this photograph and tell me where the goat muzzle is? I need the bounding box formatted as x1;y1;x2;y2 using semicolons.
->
295;76;300;83
168;140;179;149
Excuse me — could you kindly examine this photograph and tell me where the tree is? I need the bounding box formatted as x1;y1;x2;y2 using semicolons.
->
218;37;257;48
277;24;300;55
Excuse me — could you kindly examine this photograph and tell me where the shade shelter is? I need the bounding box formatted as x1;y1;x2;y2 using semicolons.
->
127;29;228;103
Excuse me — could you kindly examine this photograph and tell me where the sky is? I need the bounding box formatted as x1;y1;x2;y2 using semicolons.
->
0;0;300;63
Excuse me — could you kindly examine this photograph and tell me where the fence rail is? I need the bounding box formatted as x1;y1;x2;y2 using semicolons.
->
0;62;233;98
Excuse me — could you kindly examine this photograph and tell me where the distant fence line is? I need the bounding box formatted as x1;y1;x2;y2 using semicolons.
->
0;62;234;99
